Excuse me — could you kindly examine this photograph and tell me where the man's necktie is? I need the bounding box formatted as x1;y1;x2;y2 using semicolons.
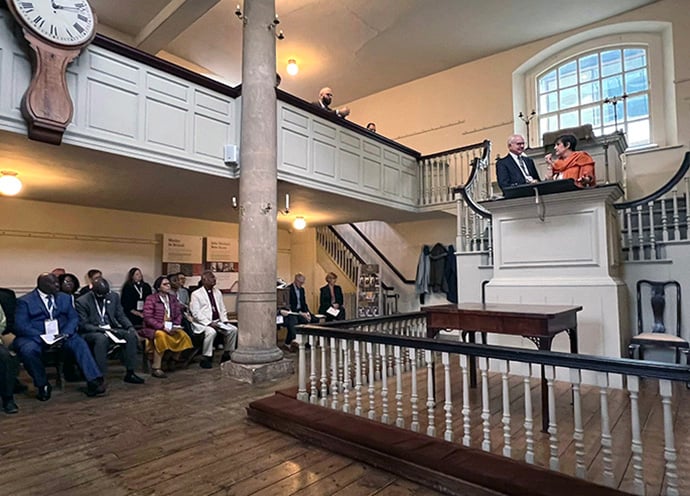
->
47;295;55;318
518;156;529;177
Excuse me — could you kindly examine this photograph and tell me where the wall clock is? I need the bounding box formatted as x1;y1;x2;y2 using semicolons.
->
7;0;97;144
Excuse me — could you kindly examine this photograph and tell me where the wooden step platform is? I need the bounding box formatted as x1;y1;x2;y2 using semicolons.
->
248;390;630;496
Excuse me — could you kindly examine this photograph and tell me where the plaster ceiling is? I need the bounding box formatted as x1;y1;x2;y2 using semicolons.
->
90;0;657;104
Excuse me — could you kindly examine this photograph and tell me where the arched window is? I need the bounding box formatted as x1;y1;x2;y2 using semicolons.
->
537;46;650;147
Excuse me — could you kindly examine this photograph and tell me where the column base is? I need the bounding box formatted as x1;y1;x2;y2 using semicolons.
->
222;357;294;384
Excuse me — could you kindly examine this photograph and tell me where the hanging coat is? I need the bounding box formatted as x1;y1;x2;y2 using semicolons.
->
444;244;458;303
428;243;447;293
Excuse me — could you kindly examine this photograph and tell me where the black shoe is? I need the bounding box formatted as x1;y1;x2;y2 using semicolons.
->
199;357;213;369
124;372;145;384
86;379;106;397
2;398;18;414
220;351;231;363
37;384;52;401
13;380;28;394
181;348;199;368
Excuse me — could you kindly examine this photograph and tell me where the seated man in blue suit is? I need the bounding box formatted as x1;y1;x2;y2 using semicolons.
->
14;273;106;400
496;134;541;193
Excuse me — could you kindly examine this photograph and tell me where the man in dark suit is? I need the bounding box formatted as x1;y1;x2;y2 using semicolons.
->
14;273;106;400
76;278;145;384
496;134;541;193
312;87;350;118
279;272;318;351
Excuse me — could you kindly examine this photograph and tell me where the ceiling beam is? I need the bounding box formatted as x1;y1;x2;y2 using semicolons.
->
135;0;221;53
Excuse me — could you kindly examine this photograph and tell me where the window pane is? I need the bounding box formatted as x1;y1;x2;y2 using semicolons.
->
560;110;578;128
602;75;624;98
579;53;599;82
624;48;646;71
601;50;622;77
580;105;601;127
559;87;578;109
626;94;649;119
627;120;650;146
558;61;578;88
603;101;625;126
539;92;559;113
540;115;558;135
539;70;558;93
537;46;650;146
625;68;649;94
580;81;600;104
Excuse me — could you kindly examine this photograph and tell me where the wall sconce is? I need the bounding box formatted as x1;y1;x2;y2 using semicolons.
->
269;16;284;40
292;216;306;231
234;4;246;24
0;171;22;196
286;59;298;76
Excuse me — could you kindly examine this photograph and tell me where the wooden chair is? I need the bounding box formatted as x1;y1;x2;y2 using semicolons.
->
628;280;688;363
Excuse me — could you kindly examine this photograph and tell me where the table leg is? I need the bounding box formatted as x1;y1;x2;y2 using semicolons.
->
468;331;477;388
538;337;553;433
567;326;578;354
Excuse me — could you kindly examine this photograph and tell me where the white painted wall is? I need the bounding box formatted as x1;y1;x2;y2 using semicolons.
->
0;198;292;309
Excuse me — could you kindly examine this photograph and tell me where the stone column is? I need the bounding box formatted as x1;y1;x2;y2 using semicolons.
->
227;0;290;381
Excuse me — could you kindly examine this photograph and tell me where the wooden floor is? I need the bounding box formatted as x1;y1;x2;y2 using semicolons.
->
3;352;689;496
0;361;444;496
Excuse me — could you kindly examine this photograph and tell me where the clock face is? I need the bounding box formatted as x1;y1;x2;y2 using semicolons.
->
11;0;95;46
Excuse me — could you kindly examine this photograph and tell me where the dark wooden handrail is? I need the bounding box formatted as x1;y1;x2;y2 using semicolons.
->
326;227;395;291
452;157;492;219
93;35;241;98
419;139;491;161
276;90;421;157
297;325;690;382
614;152;690;210
88;33;422;158
348;224;416;285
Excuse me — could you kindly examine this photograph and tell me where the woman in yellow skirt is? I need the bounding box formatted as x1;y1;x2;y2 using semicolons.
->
141;276;193;378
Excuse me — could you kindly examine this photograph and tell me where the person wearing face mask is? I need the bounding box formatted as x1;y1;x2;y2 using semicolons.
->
14;273;106;400
312;87;350;118
76;278;145;385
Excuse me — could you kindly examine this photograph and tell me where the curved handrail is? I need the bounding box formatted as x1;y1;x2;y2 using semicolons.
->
419;139;491;161
453;156;492;219
324;227;395;292
347;224;415;285
614;152;690;210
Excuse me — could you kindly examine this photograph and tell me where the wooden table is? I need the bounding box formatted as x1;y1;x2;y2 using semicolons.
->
422;303;582;432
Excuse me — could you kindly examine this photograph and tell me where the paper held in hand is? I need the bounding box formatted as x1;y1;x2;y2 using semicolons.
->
40;333;65;345
326;306;340;317
105;330;127;344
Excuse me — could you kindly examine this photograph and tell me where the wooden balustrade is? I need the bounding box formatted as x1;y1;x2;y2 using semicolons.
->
294;320;690;495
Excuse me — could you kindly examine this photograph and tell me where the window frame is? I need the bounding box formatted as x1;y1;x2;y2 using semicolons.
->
522;31;670;149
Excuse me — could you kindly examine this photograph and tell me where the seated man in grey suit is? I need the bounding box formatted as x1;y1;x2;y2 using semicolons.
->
496;134;541;192
14;273;106;400
76;278;144;384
